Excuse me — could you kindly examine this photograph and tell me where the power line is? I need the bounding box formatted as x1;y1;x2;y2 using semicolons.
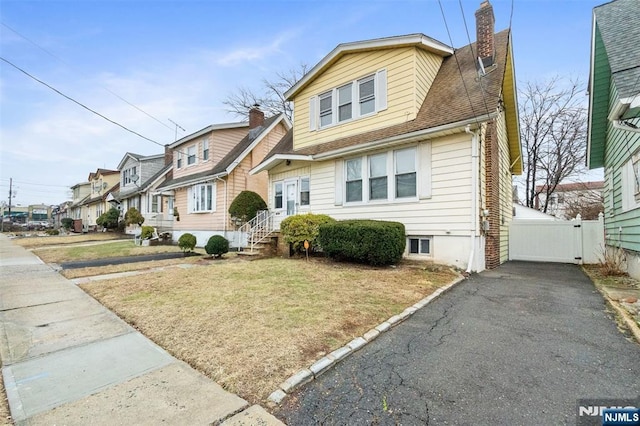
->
437;0;482;129
1;56;169;149
1;21;175;133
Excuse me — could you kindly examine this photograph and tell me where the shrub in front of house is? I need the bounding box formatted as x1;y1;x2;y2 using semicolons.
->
318;219;406;266
140;226;155;240
124;207;145;226
178;233;197;252
46;229;59;236
96;207;121;230
205;235;229;258
61;218;73;230
280;213;336;253
228;190;267;224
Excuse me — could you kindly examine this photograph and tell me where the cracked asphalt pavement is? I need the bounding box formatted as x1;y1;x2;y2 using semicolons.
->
275;261;640;425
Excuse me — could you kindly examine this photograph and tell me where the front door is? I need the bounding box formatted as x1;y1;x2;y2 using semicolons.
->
285;181;297;216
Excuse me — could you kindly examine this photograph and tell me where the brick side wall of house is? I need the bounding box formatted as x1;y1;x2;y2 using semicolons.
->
484;120;501;269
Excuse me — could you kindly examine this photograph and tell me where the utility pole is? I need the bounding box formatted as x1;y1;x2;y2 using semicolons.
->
2;178;11;232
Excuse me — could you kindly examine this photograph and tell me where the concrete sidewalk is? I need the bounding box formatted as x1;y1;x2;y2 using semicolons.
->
0;234;283;425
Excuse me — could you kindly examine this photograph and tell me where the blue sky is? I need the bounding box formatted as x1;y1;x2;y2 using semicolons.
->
1;0;604;206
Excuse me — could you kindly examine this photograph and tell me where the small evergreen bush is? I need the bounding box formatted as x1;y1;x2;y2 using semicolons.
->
229;190;267;224
178;233;197;252
124;207;145;226
140;226;155;240
205;235;229;258
318;219;406;266
61;218;73;230
280;213;336;253
96;207;120;229
46;229;59;236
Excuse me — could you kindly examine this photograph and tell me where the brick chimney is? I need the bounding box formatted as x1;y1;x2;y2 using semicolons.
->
249;104;264;129
164;144;173;166
475;0;495;68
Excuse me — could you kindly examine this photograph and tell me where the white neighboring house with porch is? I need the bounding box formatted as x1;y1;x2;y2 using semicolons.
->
115;151;173;234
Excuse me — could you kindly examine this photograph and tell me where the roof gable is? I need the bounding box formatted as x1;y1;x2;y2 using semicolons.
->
285;34;453;100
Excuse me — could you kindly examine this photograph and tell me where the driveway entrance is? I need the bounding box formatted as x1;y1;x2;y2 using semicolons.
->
276;262;640;425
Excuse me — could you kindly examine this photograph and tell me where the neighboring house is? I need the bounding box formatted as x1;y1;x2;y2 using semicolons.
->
69;181;91;229
534;181;604;219
79;169;120;231
587;0;640;279
52;201;72;229
513;203;557;221
115;149;173;233
155;107;291;246
251;1;522;271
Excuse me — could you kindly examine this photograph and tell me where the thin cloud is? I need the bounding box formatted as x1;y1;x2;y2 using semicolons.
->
216;30;299;67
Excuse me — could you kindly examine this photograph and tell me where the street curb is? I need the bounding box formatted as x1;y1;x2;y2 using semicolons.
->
267;273;466;406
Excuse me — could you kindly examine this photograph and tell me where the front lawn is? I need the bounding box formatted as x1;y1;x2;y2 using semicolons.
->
34;240;186;264
12;232;123;248
80;258;458;405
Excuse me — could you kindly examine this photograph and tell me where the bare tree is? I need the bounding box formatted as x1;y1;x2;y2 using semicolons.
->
562;187;604;220
518;76;588;212
223;65;309;120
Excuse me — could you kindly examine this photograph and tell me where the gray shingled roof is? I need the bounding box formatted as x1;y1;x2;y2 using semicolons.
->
157;115;282;190
264;29;510;159
594;0;640;99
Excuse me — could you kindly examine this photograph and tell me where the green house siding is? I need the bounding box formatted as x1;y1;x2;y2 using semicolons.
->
603;81;640;253
588;25;611;169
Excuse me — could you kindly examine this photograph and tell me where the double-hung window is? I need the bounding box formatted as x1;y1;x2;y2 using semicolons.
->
338;83;353;122
190;183;214;213
274;182;283;209
300;177;310;206
203;140;209;161
151;195;162;213
311;69;386;131
319;91;333;128
346;158;363;202
368;153;388;200
395;148;417;198
358;75;375;116
176;152;183;169
187;145;196;165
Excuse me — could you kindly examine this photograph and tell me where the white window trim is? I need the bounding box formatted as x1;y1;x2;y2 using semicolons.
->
187;145;197;166
274;181;284;210
273;178;311;210
622;151;640;212
311;68;387;131
188;183;216;213
407;236;433;256
203;139;210;162
176;152;183;169
342;145;423;206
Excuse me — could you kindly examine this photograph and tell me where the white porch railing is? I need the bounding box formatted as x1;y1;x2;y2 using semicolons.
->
239;210;275;252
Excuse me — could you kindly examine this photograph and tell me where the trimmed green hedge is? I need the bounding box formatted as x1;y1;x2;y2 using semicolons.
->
229;190;267;224
280;213;336;253
317;219;406;266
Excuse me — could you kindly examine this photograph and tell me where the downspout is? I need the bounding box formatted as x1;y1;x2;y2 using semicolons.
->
213;176;228;233
465;125;480;274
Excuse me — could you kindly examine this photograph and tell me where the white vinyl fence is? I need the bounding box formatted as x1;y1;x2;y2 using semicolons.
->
509;214;604;264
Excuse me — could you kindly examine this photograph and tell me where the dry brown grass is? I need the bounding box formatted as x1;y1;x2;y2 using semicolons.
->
0;370;12;426
34;241;185;264
80;257;458;404
12;233;123;249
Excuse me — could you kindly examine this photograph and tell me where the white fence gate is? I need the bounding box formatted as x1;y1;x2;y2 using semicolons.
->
509;214;604;264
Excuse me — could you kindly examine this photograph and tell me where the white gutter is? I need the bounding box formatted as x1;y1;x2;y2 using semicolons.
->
612;120;640;134
465;125;480;274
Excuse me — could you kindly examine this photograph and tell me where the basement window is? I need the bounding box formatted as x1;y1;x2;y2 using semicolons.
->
408;236;432;255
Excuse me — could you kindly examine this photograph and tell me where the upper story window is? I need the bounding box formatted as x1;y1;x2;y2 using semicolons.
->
176;152;183;169
203;139;209;161
123;166;137;185
309;69;387;131
187;145;196;165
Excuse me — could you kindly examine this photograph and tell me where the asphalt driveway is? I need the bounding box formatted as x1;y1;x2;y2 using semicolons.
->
275;261;640;425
